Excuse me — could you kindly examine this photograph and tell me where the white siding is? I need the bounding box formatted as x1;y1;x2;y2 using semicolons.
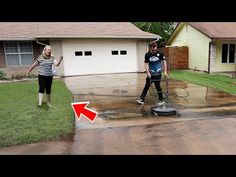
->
170;23;211;72
136;40;148;72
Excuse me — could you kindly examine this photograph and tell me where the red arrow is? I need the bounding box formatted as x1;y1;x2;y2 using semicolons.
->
71;102;98;123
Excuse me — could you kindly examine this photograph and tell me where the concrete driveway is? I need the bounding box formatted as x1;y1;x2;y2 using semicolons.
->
63;73;236;154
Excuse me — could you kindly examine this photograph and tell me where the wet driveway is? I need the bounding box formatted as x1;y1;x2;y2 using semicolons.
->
63;73;236;154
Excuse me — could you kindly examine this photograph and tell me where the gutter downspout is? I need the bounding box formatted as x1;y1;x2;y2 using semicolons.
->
36;38;47;46
235;55;236;78
208;38;215;74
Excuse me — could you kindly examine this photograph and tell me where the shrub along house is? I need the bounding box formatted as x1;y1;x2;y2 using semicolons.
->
166;22;236;75
0;22;159;78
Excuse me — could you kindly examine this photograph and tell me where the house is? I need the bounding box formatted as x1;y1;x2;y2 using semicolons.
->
0;22;159;77
166;22;236;74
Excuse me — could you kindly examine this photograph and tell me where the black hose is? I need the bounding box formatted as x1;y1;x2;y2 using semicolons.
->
167;73;189;98
149;73;189;100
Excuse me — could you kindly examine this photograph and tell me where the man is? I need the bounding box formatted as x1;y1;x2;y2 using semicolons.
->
137;41;167;105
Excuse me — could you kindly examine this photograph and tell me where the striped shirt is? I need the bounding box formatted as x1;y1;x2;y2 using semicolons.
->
37;55;57;76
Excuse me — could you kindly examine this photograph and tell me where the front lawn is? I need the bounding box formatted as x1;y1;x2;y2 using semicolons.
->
169;70;236;95
0;79;74;147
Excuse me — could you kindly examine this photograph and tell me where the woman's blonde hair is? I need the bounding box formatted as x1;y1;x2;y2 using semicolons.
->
42;45;54;58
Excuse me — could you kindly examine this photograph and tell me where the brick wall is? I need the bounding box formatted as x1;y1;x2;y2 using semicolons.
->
33;41;41;61
0;42;6;68
159;46;188;70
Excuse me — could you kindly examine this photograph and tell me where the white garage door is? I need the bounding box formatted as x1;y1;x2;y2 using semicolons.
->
62;39;138;76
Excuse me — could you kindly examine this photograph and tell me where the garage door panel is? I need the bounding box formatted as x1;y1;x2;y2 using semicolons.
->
62;39;137;75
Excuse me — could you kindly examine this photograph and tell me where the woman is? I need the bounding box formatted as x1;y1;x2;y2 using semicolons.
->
28;45;63;107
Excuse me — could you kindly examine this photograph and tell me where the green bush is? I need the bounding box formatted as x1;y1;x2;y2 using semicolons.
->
27;74;37;78
0;70;6;79
11;74;27;80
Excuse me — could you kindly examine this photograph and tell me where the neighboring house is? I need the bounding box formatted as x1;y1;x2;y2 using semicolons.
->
166;22;236;74
0;22;159;77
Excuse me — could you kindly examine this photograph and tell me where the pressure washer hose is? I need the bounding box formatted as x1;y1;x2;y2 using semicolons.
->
166;73;189;99
150;73;189;100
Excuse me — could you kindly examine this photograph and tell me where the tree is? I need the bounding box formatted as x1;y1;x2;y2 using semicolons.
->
133;22;175;47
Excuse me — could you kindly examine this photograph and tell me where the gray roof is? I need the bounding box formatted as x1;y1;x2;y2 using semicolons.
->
188;22;236;39
0;22;159;40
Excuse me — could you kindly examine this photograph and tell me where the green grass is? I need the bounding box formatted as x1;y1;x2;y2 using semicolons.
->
0;79;74;147
169;70;236;95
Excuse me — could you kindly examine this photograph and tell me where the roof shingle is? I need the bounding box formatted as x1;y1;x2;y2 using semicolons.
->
0;22;158;40
188;22;236;39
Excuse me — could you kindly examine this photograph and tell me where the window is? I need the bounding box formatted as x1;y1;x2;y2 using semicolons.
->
111;50;127;55
111;50;119;55
4;42;33;66
75;51;92;56
222;44;228;63
84;51;92;56
229;44;235;63
120;50;127;55
222;44;236;63
75;51;83;56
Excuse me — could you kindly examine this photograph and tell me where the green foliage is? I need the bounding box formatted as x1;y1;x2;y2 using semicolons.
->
0;70;6;79
133;22;175;47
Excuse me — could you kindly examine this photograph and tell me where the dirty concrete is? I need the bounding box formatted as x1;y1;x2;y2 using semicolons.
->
0;141;71;155
64;73;236;125
63;73;236;154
